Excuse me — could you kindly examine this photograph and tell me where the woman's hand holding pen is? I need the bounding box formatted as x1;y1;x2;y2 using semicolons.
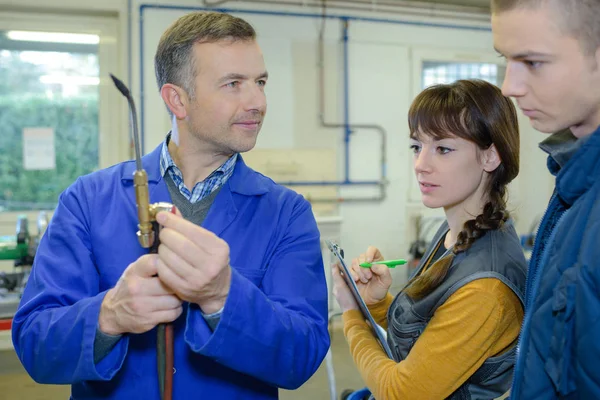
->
332;246;394;312
350;246;393;305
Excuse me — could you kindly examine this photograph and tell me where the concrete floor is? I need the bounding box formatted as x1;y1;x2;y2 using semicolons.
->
0;321;365;400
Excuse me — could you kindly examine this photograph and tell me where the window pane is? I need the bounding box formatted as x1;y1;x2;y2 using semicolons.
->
421;61;504;89
0;31;99;211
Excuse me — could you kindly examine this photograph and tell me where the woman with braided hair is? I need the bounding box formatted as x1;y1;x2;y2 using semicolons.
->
333;79;527;399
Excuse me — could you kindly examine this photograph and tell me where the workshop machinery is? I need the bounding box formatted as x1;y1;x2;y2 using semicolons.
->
0;212;48;320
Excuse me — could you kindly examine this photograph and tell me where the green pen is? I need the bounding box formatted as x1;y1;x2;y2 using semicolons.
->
359;259;408;268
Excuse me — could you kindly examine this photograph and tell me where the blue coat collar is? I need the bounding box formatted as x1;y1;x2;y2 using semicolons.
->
120;144;271;197
539;130;581;175
543;126;600;206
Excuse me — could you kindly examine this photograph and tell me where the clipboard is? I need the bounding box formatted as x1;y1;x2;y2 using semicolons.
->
325;240;394;359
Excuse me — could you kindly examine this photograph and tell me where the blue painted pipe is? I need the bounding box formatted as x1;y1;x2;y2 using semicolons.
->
139;5;491;31
128;0;132;88
342;18;351;184
275;180;380;186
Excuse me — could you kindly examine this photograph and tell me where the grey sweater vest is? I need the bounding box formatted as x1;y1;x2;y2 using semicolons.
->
164;174;223;330
387;221;527;400
164;174;222;225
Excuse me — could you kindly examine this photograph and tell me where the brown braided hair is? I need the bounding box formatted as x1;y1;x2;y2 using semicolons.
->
404;80;519;299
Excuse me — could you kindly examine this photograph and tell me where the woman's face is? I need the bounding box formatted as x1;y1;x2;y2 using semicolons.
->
410;133;492;211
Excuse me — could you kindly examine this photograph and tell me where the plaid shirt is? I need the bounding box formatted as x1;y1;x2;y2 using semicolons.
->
159;137;238;204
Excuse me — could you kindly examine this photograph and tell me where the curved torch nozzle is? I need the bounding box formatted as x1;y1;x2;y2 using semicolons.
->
110;73;154;248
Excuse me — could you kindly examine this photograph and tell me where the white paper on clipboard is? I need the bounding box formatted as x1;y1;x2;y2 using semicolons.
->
325;239;394;359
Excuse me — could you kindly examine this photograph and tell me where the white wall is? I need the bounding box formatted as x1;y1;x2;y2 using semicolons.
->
0;0;554;286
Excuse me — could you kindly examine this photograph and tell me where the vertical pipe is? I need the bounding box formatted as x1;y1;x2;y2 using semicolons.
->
139;6;145;154
128;0;132;88
342;18;351;184
128;0;134;160
324;348;337;400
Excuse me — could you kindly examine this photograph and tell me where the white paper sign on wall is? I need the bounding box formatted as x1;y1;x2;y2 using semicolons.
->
22;127;56;171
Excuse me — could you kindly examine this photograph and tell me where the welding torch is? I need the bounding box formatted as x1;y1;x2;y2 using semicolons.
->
110;74;174;400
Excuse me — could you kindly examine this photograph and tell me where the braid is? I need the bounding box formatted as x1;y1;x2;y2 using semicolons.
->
404;186;509;299
454;188;509;253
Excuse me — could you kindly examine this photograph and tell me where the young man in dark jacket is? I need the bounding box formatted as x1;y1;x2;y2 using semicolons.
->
491;0;600;398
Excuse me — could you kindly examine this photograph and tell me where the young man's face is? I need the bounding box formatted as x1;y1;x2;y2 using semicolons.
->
492;6;600;137
186;39;268;154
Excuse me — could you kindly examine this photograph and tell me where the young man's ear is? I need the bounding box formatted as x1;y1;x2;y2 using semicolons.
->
483;144;502;173
160;83;188;119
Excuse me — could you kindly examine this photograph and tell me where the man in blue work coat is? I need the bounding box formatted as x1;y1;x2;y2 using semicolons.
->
12;11;330;399
492;0;600;398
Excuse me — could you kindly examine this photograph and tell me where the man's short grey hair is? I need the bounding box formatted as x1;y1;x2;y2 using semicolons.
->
154;11;256;108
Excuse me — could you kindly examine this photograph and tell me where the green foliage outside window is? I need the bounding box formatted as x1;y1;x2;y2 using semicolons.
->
0;95;98;211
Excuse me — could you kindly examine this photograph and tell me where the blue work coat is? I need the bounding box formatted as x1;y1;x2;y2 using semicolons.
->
511;127;600;399
12;144;330;399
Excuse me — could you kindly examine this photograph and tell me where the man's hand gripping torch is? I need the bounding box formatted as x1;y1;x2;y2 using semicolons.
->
110;74;174;400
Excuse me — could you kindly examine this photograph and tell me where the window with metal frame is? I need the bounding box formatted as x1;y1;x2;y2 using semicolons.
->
0;30;100;212
421;61;505;89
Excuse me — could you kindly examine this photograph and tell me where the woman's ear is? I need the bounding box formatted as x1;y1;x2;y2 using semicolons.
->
160;83;188;119
482;144;502;173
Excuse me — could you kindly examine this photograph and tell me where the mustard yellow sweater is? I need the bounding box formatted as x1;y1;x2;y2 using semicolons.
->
342;278;523;399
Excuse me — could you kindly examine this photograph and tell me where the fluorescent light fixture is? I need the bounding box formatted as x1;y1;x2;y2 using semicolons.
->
40;75;100;86
6;31;99;45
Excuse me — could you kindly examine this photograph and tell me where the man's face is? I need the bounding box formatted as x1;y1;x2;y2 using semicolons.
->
492;6;600;137
186;39;267;154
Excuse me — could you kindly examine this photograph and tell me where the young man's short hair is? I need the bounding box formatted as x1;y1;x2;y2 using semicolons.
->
491;0;600;54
